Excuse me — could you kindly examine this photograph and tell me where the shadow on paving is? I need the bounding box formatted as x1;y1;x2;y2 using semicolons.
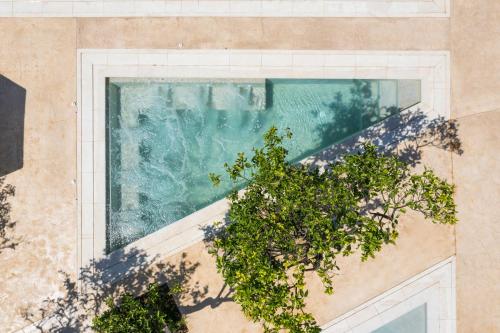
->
21;249;213;332
19;81;463;332
199;91;464;316
0;177;20;254
0;75;26;177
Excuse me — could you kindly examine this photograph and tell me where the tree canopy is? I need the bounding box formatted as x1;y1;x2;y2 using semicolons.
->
92;283;186;333
208;126;457;333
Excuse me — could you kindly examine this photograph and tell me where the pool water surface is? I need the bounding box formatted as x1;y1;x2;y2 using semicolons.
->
106;78;420;252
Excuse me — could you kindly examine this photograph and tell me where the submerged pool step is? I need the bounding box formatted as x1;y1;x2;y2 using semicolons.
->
210;83;266;111
160;80;267;112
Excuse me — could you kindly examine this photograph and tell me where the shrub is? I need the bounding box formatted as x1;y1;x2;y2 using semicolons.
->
92;283;186;333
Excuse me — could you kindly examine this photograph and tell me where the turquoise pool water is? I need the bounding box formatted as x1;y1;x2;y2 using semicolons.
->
372;304;427;333
106;78;420;252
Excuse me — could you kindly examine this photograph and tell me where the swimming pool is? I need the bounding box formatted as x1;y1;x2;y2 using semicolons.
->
106;78;420;252
372;304;427;333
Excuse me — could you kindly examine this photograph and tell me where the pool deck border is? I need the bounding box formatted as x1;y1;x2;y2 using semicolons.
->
321;256;456;333
77;49;450;283
0;0;450;18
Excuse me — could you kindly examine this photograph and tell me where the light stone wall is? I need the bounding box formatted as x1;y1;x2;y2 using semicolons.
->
0;2;499;331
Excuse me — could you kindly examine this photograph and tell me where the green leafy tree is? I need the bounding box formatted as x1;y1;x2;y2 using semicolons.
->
208;126;457;333
92;283;186;333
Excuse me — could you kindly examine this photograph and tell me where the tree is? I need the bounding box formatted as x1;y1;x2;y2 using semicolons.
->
208;126;457;333
92;283;187;333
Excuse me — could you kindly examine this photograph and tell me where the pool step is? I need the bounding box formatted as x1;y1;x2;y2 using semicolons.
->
164;81;266;112
210;83;266;111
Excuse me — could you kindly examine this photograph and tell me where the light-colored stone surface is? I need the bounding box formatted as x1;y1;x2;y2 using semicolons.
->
453;110;500;333
448;1;500;331
0;4;499;332
0;0;450;18
0;19;77;332
75;17;450;51
322;258;455;333
167;242;262;333
450;0;500;119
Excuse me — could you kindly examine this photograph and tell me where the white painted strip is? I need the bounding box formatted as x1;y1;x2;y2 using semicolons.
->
1;0;449;17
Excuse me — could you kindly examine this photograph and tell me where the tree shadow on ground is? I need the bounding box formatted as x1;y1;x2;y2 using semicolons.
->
0;176;20;254
21;248;208;332
19;80;464;332
199;80;464;310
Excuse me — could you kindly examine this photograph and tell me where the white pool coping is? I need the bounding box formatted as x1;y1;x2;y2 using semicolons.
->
77;49;450;280
0;0;449;18
321;257;456;333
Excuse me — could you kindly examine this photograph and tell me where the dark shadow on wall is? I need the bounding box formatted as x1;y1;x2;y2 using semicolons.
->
20;247;212;332
0;75;26;176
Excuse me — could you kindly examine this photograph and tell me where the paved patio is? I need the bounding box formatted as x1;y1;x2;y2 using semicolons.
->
0;0;498;331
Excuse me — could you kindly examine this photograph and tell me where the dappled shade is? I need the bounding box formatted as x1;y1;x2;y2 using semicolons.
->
0;177;19;253
21;248;211;332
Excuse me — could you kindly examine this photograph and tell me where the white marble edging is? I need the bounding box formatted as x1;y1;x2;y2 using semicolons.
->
321;257;456;333
77;49;450;281
0;0;450;17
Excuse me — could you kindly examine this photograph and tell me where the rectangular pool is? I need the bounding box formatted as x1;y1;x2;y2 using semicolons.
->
106;78;420;252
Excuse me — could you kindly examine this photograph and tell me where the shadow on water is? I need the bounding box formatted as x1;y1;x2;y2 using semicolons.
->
198;79;464;313
308;109;463;169
21;247;215;332
199;79;465;318
307;80;462;167
0;75;26;177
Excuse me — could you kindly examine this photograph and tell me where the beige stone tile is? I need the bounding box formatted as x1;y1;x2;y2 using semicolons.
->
451;0;500;119
308;217;454;326
75;17;449;51
0;19;77;332
453;110;500;333
163;242;263;332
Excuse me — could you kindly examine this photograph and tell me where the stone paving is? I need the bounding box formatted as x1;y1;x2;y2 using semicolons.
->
0;1;499;331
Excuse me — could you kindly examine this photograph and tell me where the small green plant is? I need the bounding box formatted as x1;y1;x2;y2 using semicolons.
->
92;283;187;333
208;126;457;333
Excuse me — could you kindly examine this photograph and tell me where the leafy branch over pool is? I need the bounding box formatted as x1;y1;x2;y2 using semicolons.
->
208;126;457;333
